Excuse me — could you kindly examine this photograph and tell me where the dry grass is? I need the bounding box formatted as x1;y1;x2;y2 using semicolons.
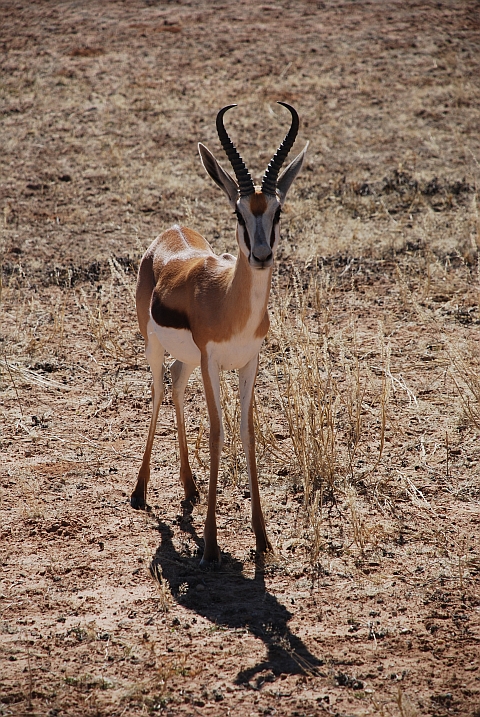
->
1;1;480;715
0;134;480;715
2;168;479;716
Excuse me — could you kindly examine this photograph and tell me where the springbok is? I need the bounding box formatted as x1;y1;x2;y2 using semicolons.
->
131;102;308;564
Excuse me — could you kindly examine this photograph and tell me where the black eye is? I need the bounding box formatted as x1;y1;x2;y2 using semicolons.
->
235;209;246;227
274;207;282;224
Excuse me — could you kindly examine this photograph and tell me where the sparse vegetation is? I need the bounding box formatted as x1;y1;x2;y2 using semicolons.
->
1;1;479;716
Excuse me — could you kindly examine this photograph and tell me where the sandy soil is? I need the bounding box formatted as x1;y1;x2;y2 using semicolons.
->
1;1;480;716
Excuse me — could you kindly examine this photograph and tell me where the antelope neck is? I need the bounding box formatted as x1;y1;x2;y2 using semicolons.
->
229;242;272;329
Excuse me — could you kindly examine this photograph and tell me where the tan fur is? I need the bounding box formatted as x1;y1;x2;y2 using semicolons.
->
136;225;270;351
249;191;268;216
132;106;307;564
132;222;273;563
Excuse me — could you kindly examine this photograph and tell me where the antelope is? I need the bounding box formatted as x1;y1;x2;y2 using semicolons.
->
131;102;308;565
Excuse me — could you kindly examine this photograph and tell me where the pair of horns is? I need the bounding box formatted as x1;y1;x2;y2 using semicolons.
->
216;102;299;198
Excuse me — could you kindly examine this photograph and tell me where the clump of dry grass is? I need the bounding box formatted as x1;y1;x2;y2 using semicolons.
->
77;257;138;362
450;339;480;431
264;267;390;498
149;561;172;614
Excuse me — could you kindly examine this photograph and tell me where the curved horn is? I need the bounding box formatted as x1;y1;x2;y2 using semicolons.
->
261;102;299;196
216;105;255;198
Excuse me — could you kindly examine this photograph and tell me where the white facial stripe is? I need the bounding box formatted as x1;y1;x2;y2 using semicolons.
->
236;224;251;259
236;198;281;263
270;222;280;250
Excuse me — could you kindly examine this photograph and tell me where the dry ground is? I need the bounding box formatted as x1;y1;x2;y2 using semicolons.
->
1;1;480;715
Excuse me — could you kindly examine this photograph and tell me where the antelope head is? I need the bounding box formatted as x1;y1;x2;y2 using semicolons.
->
198;102;308;269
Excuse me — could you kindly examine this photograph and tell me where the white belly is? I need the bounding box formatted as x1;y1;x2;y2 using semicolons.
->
147;318;201;366
206;335;264;371
146;319;264;371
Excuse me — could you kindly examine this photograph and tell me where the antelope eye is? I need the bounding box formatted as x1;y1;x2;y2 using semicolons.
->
235;209;246;227
274;207;282;224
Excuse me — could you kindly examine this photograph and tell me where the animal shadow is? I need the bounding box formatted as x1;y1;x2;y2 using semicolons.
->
150;509;324;685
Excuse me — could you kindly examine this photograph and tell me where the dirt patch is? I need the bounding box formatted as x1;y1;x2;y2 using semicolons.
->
1;1;479;716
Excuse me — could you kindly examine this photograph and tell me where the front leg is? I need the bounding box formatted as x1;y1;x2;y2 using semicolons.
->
239;355;272;555
200;353;223;565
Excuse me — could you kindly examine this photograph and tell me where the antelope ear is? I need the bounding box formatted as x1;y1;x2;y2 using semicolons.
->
276;142;309;204
198;143;238;206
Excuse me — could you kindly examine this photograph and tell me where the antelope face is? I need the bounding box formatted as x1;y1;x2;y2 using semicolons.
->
198;102;308;269
236;191;281;269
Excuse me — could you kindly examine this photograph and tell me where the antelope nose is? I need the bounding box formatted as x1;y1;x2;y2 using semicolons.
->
252;246;273;263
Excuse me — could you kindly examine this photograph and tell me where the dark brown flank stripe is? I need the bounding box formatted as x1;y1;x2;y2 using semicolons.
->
151;292;191;331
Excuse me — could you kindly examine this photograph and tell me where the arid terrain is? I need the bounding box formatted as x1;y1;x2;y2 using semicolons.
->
1;1;479;715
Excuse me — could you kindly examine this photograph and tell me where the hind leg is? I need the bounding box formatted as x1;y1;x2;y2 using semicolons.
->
131;334;165;510
171;360;199;502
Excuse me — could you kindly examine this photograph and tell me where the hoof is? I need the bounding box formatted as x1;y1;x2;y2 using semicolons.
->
130;492;147;510
184;489;200;505
200;558;221;571
180;498;197;519
256;538;273;555
200;546;221;568
183;476;200;504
